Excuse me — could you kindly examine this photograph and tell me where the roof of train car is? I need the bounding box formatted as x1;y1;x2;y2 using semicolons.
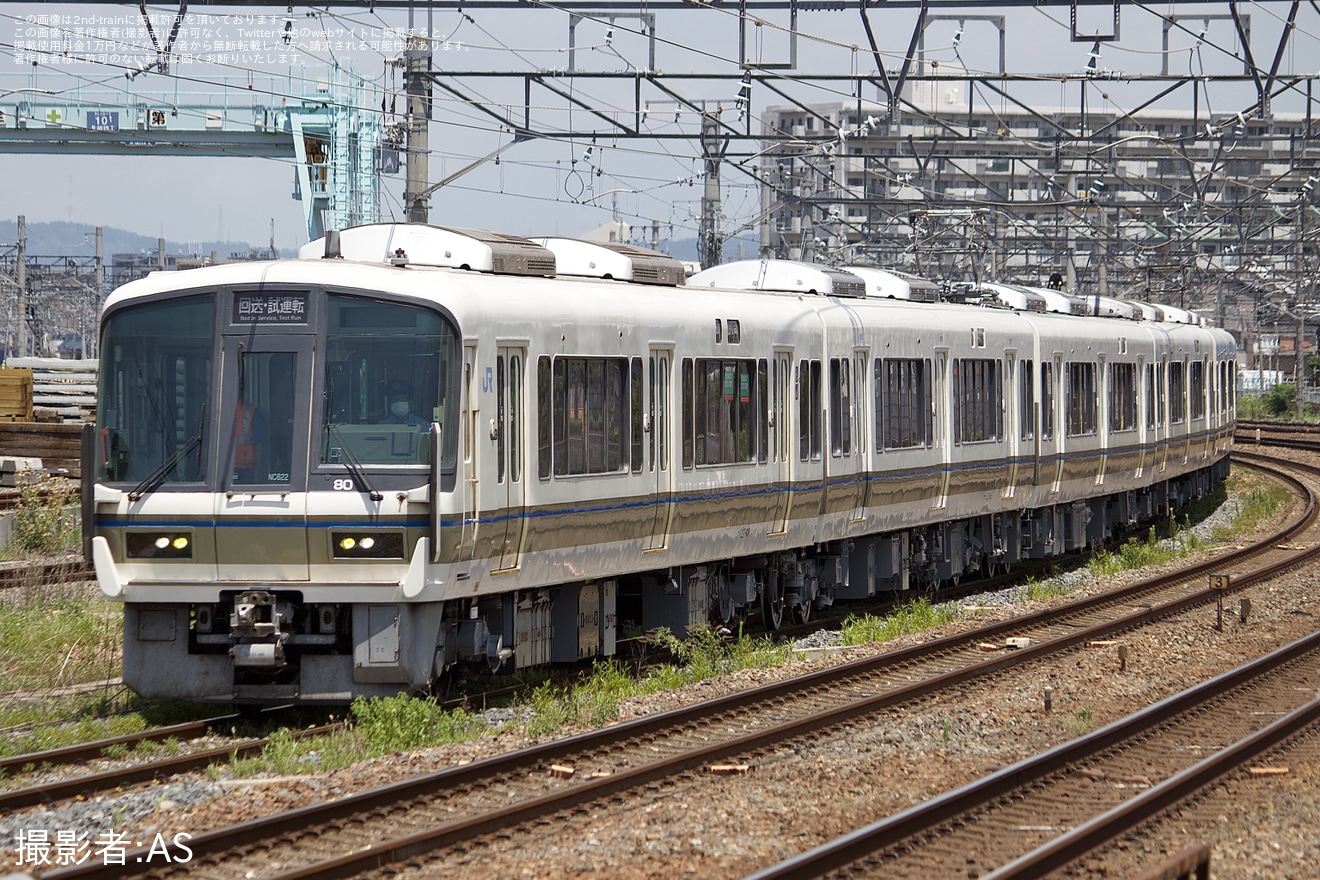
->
102;256;1235;354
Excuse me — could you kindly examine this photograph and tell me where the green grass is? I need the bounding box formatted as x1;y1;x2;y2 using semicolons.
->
1;475;81;559
0;594;122;696
838;598;963;647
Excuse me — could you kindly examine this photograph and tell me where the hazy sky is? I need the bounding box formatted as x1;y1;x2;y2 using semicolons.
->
1;2;1313;251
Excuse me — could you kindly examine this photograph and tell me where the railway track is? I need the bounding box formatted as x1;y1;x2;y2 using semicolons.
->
0;716;344;813
747;629;1320;879
39;450;1320;880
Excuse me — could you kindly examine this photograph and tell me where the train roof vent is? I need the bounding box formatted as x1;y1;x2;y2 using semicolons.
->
532;238;685;286
1092;296;1140;319
1152;303;1197;324
1019;285;1077;314
958;283;1047;313
842;266;940;302
687;259;865;298
299;223;556;277
1126;300;1164;322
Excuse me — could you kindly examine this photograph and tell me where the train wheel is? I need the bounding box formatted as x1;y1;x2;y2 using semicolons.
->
718;592;737;625
761;570;785;631
792;600;812;625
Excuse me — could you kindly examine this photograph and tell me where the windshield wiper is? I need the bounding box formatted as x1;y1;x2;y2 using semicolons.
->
128;433;201;501
326;423;383;502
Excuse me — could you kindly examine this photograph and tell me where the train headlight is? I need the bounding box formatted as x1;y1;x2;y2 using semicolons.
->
127;531;194;559
331;531;404;559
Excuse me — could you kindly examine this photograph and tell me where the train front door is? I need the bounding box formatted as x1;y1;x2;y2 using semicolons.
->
215;332;313;581
494;347;527;571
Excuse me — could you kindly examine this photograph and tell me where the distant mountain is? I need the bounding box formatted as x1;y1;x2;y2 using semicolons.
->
0;219;293;259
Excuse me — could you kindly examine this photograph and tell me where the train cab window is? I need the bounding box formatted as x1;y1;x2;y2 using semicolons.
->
97;296;214;485
829;358;852;457
1169;362;1187;424
320;295;457;468
952;358;1003;444
799;359;823;461
1109;363;1137;432
1066;362;1097;437
875;358;932;451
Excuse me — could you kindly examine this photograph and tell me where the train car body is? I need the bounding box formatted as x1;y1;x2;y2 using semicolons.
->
83;224;1236;703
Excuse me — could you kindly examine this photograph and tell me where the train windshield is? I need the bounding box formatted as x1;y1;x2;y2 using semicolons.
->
320;293;459;469
97;296;214;485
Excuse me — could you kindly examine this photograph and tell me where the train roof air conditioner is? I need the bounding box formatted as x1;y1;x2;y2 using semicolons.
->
687;260;865;298
841;265;940;302
300;223;556;277
533;238;685;287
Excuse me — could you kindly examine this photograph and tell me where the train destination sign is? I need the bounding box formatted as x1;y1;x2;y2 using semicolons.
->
233;292;308;324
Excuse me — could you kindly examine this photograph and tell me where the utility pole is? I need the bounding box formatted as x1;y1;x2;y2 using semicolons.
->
1297;190;1308;420
92;226;103;360
404;32;432;223
16;215;26;360
698;111;727;270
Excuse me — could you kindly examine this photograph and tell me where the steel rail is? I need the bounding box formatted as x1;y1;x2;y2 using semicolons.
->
0;714;238;776
42;453;1312;879
0;722;342;811
746;629;1320;880
982;698;1320;879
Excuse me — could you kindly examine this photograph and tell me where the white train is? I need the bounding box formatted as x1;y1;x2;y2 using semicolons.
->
82;223;1236;703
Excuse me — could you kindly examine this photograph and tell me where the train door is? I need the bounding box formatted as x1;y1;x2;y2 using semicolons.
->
1004;353;1019;500
1096;354;1108;486
1136;356;1148;478
769;350;793;535
216;333;313;581
494;346;526;571
644;347;674;552
933;349;951;509
459;343;479;568
1051;354;1065;494
797;357;826;533
852;348;870;523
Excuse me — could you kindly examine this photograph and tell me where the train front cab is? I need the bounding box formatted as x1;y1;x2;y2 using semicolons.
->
86;278;466;701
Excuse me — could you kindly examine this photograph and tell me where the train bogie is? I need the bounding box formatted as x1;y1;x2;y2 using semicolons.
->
84;224;1237;703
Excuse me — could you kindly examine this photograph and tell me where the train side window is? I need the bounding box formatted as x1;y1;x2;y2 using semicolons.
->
1019;359;1035;441
757;359;769;464
829;358;851;457
497;355;506;483
799;359;822;461
630;358;643;473
1066;362;1097;437
681;358;694;469
537;356;551;479
875;357;932;451
1145;364;1157;430
1040;362;1055;441
953;358;1003;444
692;358;761;466
1189;360;1206;420
1109;362;1137;432
1169;362;1186;424
550;356;629;476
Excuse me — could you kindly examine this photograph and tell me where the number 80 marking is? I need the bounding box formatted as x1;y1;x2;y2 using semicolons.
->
332;479;356;491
